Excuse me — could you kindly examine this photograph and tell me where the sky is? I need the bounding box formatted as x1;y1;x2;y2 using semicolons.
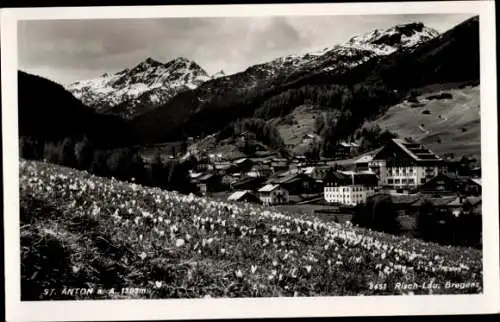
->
18;14;475;85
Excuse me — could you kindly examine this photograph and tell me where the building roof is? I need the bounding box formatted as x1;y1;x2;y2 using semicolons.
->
470;178;482;186
412;195;461;207
303;133;318;139
190;172;204;179
390;139;442;162
465;196;482;206
234;158;250;164
420;173;478;191
324;171;378;186
228;190;252;201
302;166;316;175
354;155;374;164
339;142;360;148
198;173;214;182
214;163;231;170
258;184;281;192
232;176;264;187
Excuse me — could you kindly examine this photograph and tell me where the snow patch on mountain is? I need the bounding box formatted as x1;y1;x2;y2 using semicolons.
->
258;22;439;76
66;57;210;119
347;22;439;55
66;22;439;120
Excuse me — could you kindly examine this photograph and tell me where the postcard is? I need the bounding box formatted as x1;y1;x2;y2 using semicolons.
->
2;1;499;321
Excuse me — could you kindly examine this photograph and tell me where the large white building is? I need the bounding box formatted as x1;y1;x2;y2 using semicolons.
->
368;139;446;190
257;184;289;205
323;171;378;206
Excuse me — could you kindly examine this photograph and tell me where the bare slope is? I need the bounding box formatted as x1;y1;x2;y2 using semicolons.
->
367;85;480;158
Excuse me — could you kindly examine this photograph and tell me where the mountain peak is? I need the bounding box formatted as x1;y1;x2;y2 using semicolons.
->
130;57;164;73
144;57;160;64
347;22;439;53
65;55;210;119
165;56;196;69
212;70;226;79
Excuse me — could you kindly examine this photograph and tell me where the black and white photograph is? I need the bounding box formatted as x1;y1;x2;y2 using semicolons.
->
2;1;499;321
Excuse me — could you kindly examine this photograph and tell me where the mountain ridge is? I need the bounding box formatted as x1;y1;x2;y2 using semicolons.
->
128;20;446;144
65;56;212;119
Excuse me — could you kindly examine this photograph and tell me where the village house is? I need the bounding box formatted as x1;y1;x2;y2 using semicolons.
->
221;173;242;187
232;158;254;172
369;139;447;191
412;195;481;217
213;161;232;175
257;184;290;205
195;162;214;172
301;133;320;145
299;166;330;181
231;176;267;191
267;172;321;195
227;190;261;204
208;153;225;162
323;171;378;206
367;193;423;216
353;155;373;172
419;173;482;197
270;161;289;173
334;142;360;159
192;173;224;196
247;164;273;178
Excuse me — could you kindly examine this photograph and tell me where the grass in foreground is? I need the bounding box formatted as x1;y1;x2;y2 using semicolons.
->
20;160;482;300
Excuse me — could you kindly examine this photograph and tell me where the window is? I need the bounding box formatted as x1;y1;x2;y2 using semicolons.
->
421;178;426;184
388;179;394;184
394;179;401;184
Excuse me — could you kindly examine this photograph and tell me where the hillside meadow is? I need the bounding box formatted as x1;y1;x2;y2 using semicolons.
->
369;85;480;158
20;160;482;300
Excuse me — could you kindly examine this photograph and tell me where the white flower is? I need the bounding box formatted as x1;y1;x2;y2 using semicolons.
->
251;265;257;274
235;270;243;278
139;252;147;260
175;238;185;247
155;281;162;288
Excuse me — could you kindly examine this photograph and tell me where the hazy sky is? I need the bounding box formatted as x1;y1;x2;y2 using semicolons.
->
18;14;475;85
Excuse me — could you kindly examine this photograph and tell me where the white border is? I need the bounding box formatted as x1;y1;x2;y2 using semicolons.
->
2;1;499;321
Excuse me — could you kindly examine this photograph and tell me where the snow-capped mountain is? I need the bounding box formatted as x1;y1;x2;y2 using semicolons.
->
68;22;439;121
347;22;440;54
130;20;448;144
66;57;211;119
246;22;440;79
